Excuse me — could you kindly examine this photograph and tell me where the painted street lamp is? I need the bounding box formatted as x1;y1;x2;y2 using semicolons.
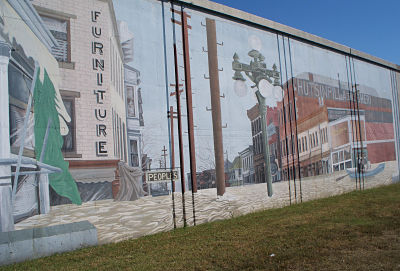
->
232;50;280;197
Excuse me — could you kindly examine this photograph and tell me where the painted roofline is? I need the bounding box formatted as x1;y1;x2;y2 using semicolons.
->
124;63;140;75
99;0;124;60
175;0;400;72
7;0;58;51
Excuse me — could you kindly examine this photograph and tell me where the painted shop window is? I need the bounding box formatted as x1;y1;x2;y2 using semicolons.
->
123;123;127;162
320;128;326;144
114;113;127;162
60;90;80;158
8;59;35;157
138;88;144;126
112;109;116;157
41;16;70;63
119;116;123;161
130;140;139;167
62;99;74;151
126;86;136;117
115;112;120;159
311;134;315;148
332;147;352;172
297;139;301;153
304;136;308;151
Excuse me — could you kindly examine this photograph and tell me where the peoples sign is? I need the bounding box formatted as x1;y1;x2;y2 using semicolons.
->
145;170;179;183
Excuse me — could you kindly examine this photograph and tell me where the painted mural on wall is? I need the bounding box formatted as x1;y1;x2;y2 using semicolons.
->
0;0;83;230
1;0;399;246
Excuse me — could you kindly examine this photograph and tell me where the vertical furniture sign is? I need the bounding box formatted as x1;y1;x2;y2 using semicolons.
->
91;11;108;157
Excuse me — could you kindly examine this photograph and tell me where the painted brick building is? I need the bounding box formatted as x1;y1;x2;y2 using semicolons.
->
278;72;396;179
32;0;128;202
247;104;282;183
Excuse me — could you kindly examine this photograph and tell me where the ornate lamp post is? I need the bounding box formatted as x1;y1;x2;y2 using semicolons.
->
232;50;280;197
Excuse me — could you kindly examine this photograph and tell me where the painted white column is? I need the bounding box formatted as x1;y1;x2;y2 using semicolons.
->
0;41;14;232
38;172;50;214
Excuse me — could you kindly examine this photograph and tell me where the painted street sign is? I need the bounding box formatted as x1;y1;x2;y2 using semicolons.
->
145;170;179;183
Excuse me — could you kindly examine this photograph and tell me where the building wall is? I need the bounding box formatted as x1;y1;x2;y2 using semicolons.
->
1;0;400;249
2;0;399;200
32;0;126;162
367;142;396;164
0;0;62;231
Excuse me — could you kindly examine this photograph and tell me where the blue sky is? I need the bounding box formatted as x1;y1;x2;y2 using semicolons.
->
212;0;400;65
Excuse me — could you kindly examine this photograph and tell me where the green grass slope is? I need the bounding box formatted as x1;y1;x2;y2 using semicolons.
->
3;183;400;270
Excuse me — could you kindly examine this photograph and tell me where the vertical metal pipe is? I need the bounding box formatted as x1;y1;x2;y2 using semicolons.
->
170;106;176;193
171;2;187;226
205;18;225;196
288;38;302;202
277;35;291;205
169;107;176;228
173;44;187;227
348;57;361;190
282;38;297;203
351;59;365;189
392;72;400;175
180;7;196;225
345;56;358;190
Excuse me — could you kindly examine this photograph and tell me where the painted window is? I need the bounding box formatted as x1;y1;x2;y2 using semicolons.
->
332;147;353;172
41;16;69;62
60;90;80;158
127;86;136;117
61;99;74;151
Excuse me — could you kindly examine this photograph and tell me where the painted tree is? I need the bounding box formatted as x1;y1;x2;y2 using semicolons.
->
34;68;81;205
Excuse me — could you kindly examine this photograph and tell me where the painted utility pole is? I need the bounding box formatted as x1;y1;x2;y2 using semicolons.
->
171;6;197;225
0;41;14;232
171;8;198;194
167;105;178;192
232;50;280;197
205;18;225;196
162;145;168;169
171;6;187;226
179;8;198;194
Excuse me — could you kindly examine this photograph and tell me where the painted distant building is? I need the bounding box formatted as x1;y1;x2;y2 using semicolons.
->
124;65;144;168
247;105;282;183
32;0;128;202
239;146;255;184
278;72;397;179
231;156;243;186
190;169;216;190
118;21;145;169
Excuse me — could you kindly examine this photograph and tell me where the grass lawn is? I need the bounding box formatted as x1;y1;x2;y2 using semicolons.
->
2;183;400;270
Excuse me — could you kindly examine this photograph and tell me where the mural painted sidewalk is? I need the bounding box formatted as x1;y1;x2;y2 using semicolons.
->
15;162;396;244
